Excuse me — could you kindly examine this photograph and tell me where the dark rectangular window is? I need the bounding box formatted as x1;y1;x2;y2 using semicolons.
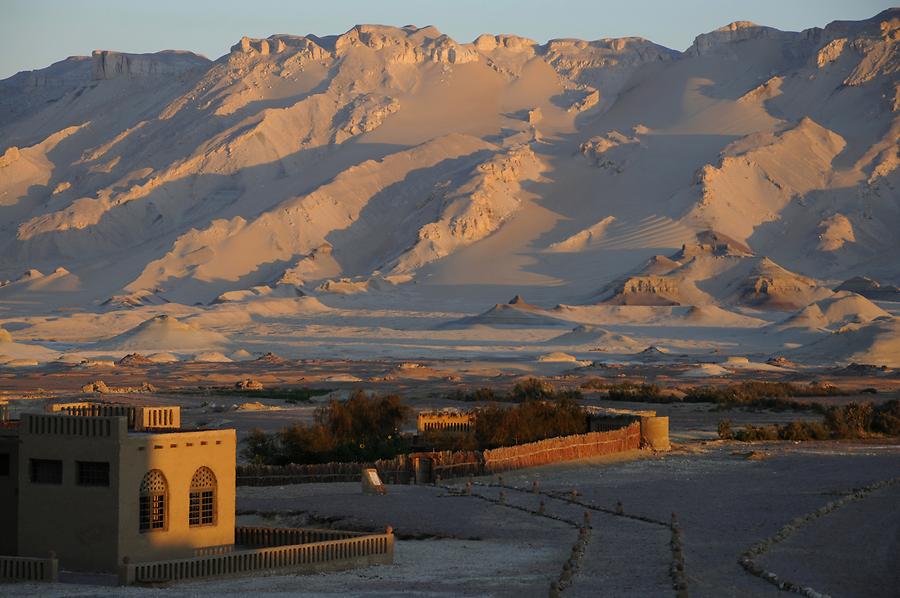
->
30;459;62;484
0;453;9;477
140;494;166;531
189;490;215;526
77;461;110;487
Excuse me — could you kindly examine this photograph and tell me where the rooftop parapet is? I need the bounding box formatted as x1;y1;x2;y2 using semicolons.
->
48;402;180;431
21;412;127;439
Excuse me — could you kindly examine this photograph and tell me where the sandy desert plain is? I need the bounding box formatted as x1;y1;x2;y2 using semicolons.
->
2;5;900;597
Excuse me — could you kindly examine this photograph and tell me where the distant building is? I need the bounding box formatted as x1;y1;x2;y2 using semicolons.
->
416;409;476;434
0;402;235;572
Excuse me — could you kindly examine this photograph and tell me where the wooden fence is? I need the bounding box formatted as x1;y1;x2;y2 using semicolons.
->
119;529;394;585
237;456;413;486
0;554;59;583
237;423;643;485
235;526;363;547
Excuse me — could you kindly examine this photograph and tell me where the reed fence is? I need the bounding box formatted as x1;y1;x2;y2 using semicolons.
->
237;423;643;485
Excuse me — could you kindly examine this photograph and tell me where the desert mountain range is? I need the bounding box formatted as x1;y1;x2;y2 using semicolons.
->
1;9;898;366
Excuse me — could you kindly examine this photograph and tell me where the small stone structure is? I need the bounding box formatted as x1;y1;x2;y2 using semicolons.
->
640;416;670;451
585;406;670;451
361;468;386;495
417;409;476;433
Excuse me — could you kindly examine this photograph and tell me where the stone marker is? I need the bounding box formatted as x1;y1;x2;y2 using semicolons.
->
362;468;387;495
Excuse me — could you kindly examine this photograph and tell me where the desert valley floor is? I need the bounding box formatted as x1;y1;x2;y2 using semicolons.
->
3;359;900;596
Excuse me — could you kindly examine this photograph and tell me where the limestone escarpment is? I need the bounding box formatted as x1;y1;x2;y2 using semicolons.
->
542;37;677;111
91;50;210;79
688;21;816;58
1;11;899;313
819;9;899;86
229;25;481;66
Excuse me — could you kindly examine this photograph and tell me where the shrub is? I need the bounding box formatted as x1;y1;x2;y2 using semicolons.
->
733;425;779;442
511;378;556;401
240;390;411;465
473;394;588;449
242;429;280;464
449;379;582;403
717;420;734;440
722;401;900;444
824;402;873;439
872;400;900;435
778;420;830;441
684;382;841;412
419;428;479;451
449;387;500;402
606;382;674;402
200;386;331;403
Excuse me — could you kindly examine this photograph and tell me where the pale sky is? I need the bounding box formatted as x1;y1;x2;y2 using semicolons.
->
0;0;894;79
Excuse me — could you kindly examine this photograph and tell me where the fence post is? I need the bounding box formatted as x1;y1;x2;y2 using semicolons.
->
46;551;59;582
118;556;135;586
385;526;395;563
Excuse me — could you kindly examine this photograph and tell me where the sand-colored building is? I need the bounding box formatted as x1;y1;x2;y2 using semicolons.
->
0;418;19;557
0;403;235;572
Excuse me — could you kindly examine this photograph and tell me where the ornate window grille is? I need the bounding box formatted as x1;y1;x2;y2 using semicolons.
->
139;469;167;532
189;467;217;527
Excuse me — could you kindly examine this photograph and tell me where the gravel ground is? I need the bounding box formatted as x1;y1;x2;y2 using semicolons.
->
6;442;899;597
759;482;900;598
493;442;900;597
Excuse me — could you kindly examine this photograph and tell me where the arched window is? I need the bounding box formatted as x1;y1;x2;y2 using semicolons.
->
189;467;217;527
139;470;167;532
